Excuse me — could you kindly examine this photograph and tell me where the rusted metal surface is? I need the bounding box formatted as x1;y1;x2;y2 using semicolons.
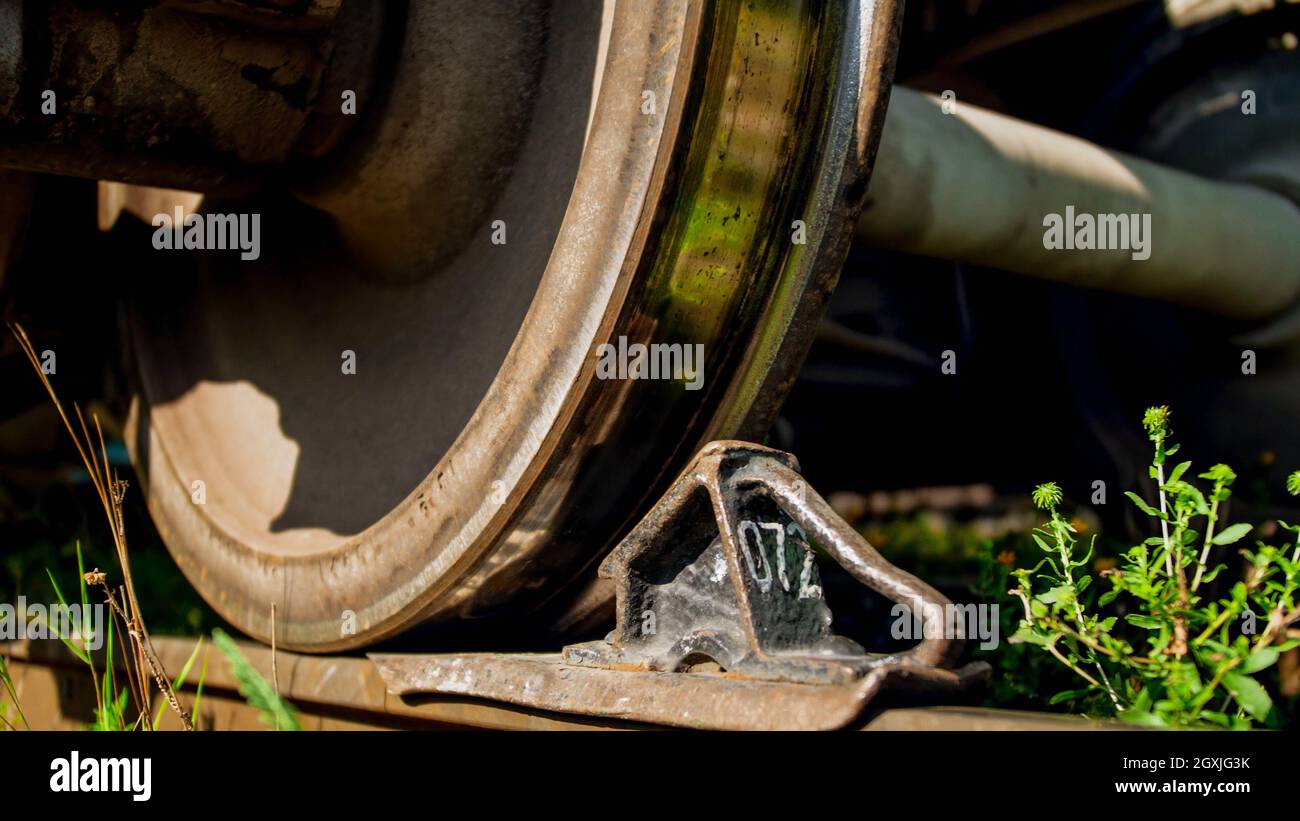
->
0;0;377;190
374;653;984;731
372;441;988;730
566;441;960;681
0;1;18;120
2;638;628;730
4;636;1088;730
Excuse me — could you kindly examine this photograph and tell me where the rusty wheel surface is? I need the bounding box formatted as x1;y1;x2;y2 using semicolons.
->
121;0;903;650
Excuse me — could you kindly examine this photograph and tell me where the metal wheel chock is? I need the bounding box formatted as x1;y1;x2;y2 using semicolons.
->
372;442;988;730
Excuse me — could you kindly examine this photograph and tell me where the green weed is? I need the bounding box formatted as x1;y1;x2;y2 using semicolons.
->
1009;407;1299;727
212;628;300;731
3;323;298;730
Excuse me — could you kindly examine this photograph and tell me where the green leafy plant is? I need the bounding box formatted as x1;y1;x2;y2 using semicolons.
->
0;541;209;731
1009;407;1300;727
973;541;1084;709
6;323;196;727
212;628;301;731
0;653;29;730
4;323;296;731
4;322;202;730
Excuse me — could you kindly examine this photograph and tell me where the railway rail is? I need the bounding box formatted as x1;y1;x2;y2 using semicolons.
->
3;637;1121;731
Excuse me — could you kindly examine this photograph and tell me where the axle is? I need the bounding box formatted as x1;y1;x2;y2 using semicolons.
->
0;0;382;190
0;5;1295;321
858;87;1300;321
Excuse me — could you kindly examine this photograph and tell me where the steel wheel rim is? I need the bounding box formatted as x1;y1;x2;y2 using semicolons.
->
126;0;903;651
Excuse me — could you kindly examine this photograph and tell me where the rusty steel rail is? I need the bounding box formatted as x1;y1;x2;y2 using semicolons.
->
1;637;1126;731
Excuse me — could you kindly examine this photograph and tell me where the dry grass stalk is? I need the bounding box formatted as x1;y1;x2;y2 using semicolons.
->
8;321;193;730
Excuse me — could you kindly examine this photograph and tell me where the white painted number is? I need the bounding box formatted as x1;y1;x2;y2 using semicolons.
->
737;520;821;599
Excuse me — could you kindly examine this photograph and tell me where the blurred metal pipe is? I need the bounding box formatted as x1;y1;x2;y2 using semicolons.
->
857;87;1300;321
